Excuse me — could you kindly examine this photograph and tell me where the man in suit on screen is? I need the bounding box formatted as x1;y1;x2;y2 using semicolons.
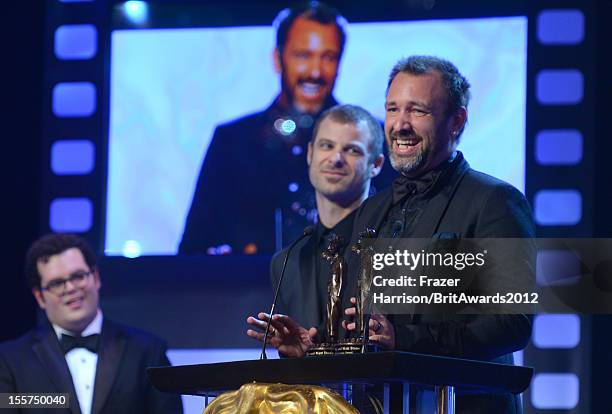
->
180;2;393;255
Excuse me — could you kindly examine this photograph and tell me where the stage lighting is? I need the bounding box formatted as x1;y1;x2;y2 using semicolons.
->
122;1;148;25
122;240;142;258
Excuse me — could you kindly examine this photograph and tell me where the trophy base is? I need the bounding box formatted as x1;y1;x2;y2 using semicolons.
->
307;339;382;356
306;343;336;357
335;338;382;354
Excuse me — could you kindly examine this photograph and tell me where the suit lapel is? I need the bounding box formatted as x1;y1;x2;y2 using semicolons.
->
32;325;81;414
404;157;469;322
363;190;394;235
410;159;470;237
91;321;126;414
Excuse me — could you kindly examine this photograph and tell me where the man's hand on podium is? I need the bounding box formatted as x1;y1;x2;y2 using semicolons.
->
342;297;396;350
247;313;318;358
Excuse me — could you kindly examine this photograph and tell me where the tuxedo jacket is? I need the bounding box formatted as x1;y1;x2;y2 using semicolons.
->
0;319;182;414
344;153;535;414
274;153;534;413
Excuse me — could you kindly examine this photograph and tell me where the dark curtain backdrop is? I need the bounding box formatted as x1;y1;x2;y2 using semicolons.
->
0;1;43;340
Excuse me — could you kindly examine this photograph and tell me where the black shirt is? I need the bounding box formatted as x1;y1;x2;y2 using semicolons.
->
379;153;459;238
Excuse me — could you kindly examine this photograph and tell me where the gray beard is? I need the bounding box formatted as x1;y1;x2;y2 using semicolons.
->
389;146;426;176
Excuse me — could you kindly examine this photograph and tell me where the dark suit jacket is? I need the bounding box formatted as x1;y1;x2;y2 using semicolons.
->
0;319;182;414
180;98;336;255
270;210;358;340
270;234;325;336
345;153;535;414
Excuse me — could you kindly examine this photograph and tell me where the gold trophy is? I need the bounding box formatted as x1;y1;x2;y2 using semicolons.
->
335;228;379;354
307;233;345;356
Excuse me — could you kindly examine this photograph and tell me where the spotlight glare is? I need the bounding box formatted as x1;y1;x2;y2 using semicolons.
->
122;1;148;25
122;240;142;258
280;119;297;135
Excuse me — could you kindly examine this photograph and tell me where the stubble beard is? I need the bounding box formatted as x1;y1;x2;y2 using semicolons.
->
311;169;368;208
389;145;427;177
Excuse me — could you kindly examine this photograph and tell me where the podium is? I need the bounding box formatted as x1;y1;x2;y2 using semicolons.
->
148;351;533;414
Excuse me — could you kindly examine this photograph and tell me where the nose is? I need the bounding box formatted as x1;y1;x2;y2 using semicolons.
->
331;150;345;166
392;110;414;135
307;56;322;79
63;278;80;294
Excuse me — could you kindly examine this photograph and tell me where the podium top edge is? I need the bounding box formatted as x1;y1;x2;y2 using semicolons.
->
148;351;533;396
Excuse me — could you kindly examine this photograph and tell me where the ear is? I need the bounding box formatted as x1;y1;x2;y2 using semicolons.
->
92;267;101;290
370;154;385;178
450;106;468;141
273;48;282;74
32;288;46;310
307;141;313;166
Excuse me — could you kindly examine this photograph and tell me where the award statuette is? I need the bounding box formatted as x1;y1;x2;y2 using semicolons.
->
323;233;345;343
335;227;380;354
307;233;345;356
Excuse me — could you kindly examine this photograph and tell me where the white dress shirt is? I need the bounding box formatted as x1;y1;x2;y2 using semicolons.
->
53;310;103;414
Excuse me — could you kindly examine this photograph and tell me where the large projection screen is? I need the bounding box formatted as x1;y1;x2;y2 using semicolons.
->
106;16;527;256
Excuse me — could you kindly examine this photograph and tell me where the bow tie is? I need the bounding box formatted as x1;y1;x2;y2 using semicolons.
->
60;333;100;354
391;176;418;204
391;154;459;204
391;167;445;204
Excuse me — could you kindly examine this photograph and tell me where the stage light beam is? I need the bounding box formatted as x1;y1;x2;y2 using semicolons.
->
122;1;149;25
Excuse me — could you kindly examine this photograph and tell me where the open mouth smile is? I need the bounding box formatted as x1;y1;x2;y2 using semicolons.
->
392;137;422;155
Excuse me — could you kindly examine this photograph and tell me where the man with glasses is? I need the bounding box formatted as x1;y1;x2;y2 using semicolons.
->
0;233;182;414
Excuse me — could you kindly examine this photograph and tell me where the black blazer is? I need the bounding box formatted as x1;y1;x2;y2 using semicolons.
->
0;319;182;414
346;153;535;414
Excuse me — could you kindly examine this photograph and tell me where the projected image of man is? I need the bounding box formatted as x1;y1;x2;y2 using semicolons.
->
181;2;392;255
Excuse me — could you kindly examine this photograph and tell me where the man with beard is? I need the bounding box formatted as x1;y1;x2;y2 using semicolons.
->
340;55;535;413
249;56;534;413
182;2;360;255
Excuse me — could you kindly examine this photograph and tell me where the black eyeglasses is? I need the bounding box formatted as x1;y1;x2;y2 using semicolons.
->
41;270;93;295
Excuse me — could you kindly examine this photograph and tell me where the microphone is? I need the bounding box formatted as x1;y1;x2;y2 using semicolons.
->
260;225;315;360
